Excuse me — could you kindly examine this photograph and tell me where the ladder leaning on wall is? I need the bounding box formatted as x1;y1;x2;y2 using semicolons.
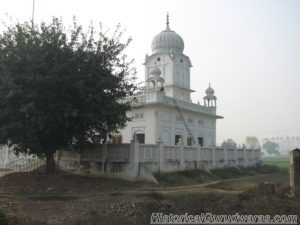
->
172;98;196;145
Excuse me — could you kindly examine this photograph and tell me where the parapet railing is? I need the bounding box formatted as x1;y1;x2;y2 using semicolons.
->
126;91;216;115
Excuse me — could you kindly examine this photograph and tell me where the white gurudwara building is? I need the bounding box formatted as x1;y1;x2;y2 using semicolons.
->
1;16;262;174
120;15;223;146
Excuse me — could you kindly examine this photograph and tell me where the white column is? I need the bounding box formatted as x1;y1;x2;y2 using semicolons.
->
212;147;216;168
258;148;262;163
243;148;247;167
235;148;238;166
130;134;140;176
198;145;201;169
157;139;164;172
224;148;228;167
178;140;185;171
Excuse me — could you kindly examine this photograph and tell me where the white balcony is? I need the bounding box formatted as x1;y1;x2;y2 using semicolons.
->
126;91;218;116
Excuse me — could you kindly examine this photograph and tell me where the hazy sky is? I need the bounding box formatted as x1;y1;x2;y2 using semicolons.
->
1;0;300;145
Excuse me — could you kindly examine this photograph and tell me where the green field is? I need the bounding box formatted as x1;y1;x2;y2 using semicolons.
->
262;157;290;171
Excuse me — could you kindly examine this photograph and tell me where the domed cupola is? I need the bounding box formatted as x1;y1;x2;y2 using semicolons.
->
205;83;215;96
146;65;164;91
204;83;217;107
149;66;161;77
151;14;184;54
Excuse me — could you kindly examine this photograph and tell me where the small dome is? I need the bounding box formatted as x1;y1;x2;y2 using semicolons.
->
151;15;184;54
206;84;214;96
150;66;161;76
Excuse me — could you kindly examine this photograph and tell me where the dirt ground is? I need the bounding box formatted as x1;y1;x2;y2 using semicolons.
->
0;168;299;225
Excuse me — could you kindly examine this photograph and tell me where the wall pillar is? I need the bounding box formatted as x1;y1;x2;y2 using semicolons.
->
235;148;238;166
157;139;164;172
258;148;262;162
198;145;202;169
130;134;140;176
224;148;228;167
212;147;216;168
252;149;255;166
178;140;185;171
243;147;247;167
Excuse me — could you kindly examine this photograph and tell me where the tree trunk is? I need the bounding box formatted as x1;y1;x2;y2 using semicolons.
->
46;153;56;174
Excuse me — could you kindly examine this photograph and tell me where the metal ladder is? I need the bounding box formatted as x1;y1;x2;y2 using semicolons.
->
172;98;196;144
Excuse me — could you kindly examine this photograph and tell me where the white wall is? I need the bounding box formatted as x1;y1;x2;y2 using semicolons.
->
121;106;157;144
57;141;262;177
121;104;217;146
0;145;9;168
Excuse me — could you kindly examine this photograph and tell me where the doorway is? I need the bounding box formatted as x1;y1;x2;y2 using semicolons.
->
136;133;145;144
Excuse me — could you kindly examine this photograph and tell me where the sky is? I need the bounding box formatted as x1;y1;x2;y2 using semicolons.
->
1;0;300;145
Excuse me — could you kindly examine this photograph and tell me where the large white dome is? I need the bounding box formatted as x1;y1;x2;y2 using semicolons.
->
151;17;184;54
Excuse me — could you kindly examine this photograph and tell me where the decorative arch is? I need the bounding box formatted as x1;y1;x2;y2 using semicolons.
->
146;77;165;91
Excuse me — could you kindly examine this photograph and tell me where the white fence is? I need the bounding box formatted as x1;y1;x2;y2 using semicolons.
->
57;138;261;177
0;145;30;169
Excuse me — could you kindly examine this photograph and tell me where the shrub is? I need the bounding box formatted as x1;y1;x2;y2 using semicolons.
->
0;209;8;225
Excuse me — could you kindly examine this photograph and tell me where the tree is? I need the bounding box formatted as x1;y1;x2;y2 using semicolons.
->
221;138;237;149
262;141;280;155
0;18;136;173
245;136;260;149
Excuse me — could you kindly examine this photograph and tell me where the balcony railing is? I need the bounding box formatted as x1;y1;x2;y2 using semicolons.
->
127;91;216;115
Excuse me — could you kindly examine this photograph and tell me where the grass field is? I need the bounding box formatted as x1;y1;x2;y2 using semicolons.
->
207;171;289;191
154;165;288;188
262;157;290;171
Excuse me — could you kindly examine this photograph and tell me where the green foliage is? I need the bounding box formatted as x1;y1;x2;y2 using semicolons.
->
0;17;136;171
262;157;289;171
0;208;8;225
262;141;280;155
154;169;213;186
154;166;285;187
